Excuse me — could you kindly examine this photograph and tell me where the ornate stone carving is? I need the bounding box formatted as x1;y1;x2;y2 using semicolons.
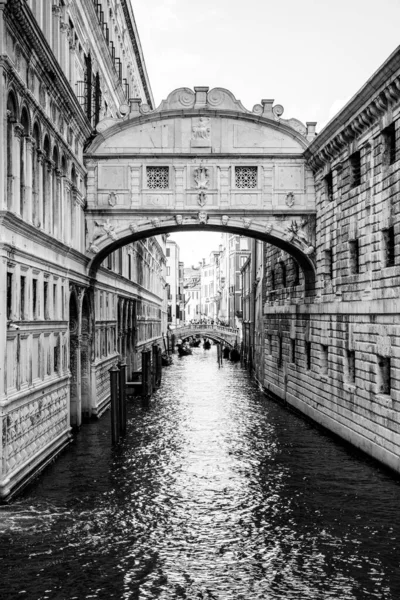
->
175;214;183;225
242;218;252;229
286;218;313;250
221;215;230;226
192;117;210;140
129;222;139;233
198;211;208;225
265;222;273;233
198;191;207;207
91;219;117;244
194;165;209;189
88;243;100;254
151;218;161;228
108;191;118;207
285;192;295;207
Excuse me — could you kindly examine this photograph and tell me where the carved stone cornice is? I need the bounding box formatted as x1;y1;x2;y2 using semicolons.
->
305;47;400;173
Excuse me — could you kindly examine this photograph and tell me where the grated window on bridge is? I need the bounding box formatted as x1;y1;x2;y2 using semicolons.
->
235;166;258;189
147;166;169;189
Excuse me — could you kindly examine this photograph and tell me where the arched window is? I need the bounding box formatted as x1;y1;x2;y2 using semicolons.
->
20;107;30;217
6;93;18;210
32;122;41;225
52;146;60;237
42;135;50;230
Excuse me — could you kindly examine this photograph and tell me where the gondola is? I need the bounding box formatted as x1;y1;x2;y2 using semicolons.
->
203;339;211;350
161;353;173;366
190;338;201;347
177;344;193;356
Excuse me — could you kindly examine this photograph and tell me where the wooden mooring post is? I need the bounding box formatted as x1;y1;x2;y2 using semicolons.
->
118;361;127;436
141;350;152;397
109;364;120;445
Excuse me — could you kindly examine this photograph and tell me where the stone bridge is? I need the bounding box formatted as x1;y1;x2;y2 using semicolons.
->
172;324;240;348
84;86;317;295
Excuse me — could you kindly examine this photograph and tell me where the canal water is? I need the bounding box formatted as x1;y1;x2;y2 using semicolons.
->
1;346;400;599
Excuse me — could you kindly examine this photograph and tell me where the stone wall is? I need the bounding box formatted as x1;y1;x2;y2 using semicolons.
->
262;47;400;474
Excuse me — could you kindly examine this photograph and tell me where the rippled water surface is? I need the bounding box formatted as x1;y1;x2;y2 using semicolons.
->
2;347;400;599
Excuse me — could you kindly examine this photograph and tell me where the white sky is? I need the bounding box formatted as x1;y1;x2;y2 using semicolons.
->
131;0;400;264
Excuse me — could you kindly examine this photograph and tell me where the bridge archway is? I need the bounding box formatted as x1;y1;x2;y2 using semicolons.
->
84;86;317;296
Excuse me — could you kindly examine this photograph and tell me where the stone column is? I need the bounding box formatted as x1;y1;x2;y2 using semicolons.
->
52;4;61;61
68;37;76;88
60;21;69;75
24;135;33;223
36;150;44;228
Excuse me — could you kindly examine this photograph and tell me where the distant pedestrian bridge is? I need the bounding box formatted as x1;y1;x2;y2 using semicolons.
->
172;324;239;348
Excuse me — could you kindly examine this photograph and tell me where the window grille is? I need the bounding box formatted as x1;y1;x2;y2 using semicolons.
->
291;338;296;364
383;226;395;267
147;166;169;189
383;123;396;166
378;355;391;395
349;239;360;274
350;151;361;188
346;349;355;383
324;171;333;201
305;341;312;370
235;166;257;189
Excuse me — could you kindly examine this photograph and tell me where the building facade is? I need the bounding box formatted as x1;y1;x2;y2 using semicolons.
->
261;47;400;474
0;0;166;500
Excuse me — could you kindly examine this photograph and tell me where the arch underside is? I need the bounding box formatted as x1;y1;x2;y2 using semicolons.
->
88;222;316;296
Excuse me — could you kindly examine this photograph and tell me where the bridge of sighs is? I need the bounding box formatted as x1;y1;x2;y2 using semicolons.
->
84;86;317;294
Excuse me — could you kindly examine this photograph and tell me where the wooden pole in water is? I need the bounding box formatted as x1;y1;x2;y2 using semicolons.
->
118;361;127;436
157;347;162;387
109;365;120;445
152;345;157;392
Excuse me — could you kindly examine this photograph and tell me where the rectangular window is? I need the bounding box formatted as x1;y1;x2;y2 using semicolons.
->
44;281;49;319
290;338;296;364
305;341;312;371
33;278;38;319
61;285;64;320
54;341;59;373
167;266;171;276
325;249;334;279
267;334;272;355
383;226;395;267
235;166;257;189
7;272;13;319
346;349;356;384
324;171;333;201
350;150;361;188
270;269;275;290
166;248;170;257
146;166;169;189
382;123;396;166
377;355;391;395
107;253;112;270
20;276;26;319
53;283;57;319
278;335;283;368
118;248;123;275
128;254;132;280
321;344;329;375
349;239;360;274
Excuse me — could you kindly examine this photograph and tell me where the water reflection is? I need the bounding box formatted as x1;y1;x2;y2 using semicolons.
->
1;346;400;599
